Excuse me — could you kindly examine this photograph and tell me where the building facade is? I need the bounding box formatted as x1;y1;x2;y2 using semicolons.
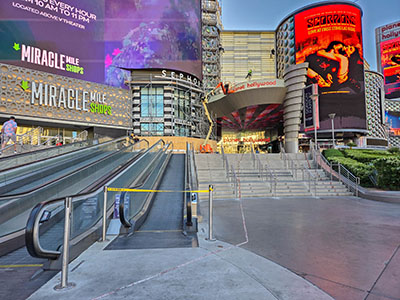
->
221;31;276;84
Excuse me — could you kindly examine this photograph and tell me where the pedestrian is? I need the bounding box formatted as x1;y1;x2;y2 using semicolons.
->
245;69;253;80
1;116;18;154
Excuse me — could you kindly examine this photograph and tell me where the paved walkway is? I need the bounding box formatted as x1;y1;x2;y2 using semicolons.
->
27;193;400;300
28;221;332;300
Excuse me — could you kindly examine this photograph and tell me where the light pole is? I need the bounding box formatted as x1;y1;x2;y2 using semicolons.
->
329;113;336;148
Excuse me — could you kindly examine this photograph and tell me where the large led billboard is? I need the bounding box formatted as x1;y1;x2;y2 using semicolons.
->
104;1;202;87
0;0;201;87
295;4;366;132
376;21;400;100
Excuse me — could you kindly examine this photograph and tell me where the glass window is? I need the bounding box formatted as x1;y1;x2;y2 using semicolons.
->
141;87;163;118
141;123;163;136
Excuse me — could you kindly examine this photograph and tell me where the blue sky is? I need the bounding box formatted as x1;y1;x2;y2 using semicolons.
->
221;0;400;71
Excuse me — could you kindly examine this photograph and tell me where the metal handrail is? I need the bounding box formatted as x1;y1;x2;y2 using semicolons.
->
71;130;88;143
25;138;153;259
264;164;277;196
310;141;360;196
18;127;43;146
40;134;62;146
221;144;230;179
119;141;172;228
280;145;297;179
231;165;238;198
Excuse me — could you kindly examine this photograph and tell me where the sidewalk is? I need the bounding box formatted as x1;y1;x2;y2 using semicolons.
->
28;221;332;300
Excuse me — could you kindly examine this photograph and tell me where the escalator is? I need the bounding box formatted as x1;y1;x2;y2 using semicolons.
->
0;137;147;256
0;138;99;170
1;141;198;300
0;139;166;300
106;154;197;250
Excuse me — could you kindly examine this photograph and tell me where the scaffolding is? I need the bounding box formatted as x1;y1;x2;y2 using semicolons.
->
202;0;223;91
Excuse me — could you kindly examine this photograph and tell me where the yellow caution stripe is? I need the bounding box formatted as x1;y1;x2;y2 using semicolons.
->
0;264;43;268
107;188;212;193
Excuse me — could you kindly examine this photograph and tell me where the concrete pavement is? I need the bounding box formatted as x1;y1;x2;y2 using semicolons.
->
28;221;332;300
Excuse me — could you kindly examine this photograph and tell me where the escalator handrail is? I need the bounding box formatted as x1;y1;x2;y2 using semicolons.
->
185;143;192;227
0;136;126;174
0;137;139;201
119;142;172;228
25;139;163;259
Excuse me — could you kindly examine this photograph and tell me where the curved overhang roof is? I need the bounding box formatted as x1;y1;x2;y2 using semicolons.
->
208;79;287;118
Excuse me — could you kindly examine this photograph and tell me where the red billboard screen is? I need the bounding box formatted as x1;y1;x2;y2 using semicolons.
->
295;4;366;132
380;37;400;99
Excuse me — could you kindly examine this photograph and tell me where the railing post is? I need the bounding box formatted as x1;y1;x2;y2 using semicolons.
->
102;186;108;242
338;164;342;183
55;197;75;290
208;185;216;241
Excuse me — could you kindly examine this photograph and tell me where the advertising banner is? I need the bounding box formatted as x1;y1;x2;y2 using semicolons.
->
386;111;400;136
295;4;366;131
303;84;319;130
0;0;202;88
0;0;104;83
380;37;400;99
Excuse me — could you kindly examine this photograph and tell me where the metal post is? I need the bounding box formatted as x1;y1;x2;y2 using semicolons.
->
55;197;75;290
329;113;336;148
208;185;216;241
102;186;108;242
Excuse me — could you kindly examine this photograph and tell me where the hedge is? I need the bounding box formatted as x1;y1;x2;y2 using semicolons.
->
322;148;344;159
343;149;394;164
374;157;400;190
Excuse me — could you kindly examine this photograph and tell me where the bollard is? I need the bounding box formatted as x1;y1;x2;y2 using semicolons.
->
54;197;75;290
208;185;216;241
102;186;108;242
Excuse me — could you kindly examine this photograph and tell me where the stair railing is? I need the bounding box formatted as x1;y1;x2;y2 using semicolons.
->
280;146;297;179
309;141;360;197
72;130;88;143
230;165;238;198
18;127;43;146
221;144;230;179
264;164;277;196
302;162;317;196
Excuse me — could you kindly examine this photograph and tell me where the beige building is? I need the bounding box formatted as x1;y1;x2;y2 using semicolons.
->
220;31;276;85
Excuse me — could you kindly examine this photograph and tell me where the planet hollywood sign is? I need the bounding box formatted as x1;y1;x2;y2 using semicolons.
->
230;79;281;93
223;137;271;143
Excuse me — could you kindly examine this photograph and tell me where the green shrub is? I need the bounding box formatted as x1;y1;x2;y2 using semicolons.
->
322;148;344;159
343;149;393;163
374;157;400;190
346;142;356;147
388;147;400;154
327;156;374;187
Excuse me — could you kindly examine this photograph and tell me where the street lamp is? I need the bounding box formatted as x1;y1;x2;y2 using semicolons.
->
329;113;336;148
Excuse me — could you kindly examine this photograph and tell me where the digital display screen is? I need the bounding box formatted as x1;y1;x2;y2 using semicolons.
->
0;0;202;87
386;111;400;136
295;4;366;131
380;37;400;99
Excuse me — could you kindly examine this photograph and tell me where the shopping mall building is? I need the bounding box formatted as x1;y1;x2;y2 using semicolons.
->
0;0;399;151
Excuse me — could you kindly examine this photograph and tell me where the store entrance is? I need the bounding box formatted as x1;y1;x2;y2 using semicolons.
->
219;129;282;154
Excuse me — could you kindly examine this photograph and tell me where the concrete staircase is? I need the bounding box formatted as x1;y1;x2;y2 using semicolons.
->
195;154;235;200
195;152;353;199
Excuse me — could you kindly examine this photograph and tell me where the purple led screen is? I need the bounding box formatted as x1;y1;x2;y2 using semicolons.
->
0;0;202;87
104;0;202;87
0;1;105;83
